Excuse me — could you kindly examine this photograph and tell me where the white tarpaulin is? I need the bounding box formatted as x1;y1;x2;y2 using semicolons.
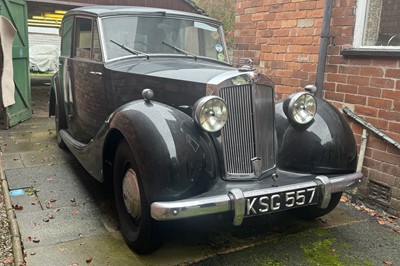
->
29;44;60;73
0;16;16;108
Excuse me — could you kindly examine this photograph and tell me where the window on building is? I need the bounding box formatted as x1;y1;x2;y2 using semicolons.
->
354;0;400;48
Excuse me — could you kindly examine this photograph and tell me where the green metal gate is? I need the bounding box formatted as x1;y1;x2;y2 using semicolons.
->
0;0;31;128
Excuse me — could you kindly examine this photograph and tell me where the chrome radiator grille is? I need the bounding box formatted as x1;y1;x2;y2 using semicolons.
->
219;84;275;179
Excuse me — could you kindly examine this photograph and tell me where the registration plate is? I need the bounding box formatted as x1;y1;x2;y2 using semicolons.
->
245;186;318;216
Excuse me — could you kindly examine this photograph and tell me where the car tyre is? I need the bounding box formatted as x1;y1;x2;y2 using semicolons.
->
55;96;67;149
113;139;163;254
293;192;342;220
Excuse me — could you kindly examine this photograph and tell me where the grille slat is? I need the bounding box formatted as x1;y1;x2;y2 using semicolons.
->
220;85;255;174
219;84;275;179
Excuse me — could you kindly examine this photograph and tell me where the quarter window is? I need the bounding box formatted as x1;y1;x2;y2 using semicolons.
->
354;0;400;48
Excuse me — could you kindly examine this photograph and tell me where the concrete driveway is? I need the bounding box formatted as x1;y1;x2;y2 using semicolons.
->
1;85;399;266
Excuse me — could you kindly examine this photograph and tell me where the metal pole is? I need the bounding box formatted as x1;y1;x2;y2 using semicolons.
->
315;0;333;98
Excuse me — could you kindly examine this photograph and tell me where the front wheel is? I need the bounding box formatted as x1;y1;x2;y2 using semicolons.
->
113;139;163;254
293;192;342;220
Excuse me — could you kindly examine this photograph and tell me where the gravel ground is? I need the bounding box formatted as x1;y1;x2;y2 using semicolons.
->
0;189;13;266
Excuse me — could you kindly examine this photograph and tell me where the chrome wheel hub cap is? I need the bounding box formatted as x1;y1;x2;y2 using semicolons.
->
122;168;141;219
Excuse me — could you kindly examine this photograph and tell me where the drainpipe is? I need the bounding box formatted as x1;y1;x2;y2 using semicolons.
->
315;0;333;98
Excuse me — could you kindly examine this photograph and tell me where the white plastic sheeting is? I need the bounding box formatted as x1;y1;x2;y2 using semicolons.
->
29;44;60;73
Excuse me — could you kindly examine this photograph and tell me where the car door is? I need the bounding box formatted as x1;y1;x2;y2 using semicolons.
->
67;16;108;142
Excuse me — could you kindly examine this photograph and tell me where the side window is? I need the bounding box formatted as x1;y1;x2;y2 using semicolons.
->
60;17;73;57
92;20;102;62
74;18;93;59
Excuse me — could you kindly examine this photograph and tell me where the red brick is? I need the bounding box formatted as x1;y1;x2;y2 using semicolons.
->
378;110;400;122
354;105;378;117
325;91;344;102
291;10;307;19
360;67;384;77
332;17;354;26
345;94;367;105
326;73;347;83
338;65;360;75
368;97;393;109
292;70;309;79
252;13;264;21
372;59;398;68
372;150;399;165
370;78;395;89
348;75;370;86
302;45;319;54
385;68;400;78
337;83;358;94
358;86;382;97
271;45;287;53
364;117;389;130
349;58;372;66
299;1;316;10
270;60;285;69
382;90;400;101
275;11;291;20
389;122;400;134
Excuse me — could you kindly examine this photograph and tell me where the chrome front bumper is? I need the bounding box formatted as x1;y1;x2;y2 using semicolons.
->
150;172;363;226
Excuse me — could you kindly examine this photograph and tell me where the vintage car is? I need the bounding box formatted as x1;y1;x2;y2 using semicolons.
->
49;6;363;253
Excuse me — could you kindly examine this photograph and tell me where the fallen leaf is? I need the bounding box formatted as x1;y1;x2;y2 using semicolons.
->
86;256;93;263
32;237;40;243
393;227;400;233
13;158;19;161
46;202;52;209
26;236;32;241
383;261;393;265
43;217;50;222
30;251;36;255
378;220;385;225
389;215;398;220
13;204;24;211
48;214;55;220
340;195;349;202
70;198;76;203
3;257;14;263
50;198;57;203
54;208;61;213
59;247;65;252
71;210;79;215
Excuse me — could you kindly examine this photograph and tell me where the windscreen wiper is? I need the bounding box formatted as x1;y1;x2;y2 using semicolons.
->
162;41;197;60
110;39;149;59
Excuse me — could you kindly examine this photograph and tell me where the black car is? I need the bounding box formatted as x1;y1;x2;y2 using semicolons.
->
49;6;363;254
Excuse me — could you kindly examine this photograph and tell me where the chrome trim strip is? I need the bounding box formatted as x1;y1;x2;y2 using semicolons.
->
150;172;363;225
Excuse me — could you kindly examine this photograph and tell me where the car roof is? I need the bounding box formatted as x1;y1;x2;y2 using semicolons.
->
65;5;221;25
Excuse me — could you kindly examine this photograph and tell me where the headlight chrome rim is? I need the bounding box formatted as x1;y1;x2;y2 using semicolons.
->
285;92;317;125
193;96;228;132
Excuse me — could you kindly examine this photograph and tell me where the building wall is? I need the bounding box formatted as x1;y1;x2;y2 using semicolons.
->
234;0;400;214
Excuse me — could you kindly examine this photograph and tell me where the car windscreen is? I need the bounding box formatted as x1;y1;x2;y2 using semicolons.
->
101;15;228;62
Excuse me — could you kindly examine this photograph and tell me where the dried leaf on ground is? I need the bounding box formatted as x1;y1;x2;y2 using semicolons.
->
86;256;93;263
13;204;23;211
71;210;79;215
340;195;349;202
383;261;393;265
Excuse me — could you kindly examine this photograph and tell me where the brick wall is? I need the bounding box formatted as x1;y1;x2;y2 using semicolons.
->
235;0;400;214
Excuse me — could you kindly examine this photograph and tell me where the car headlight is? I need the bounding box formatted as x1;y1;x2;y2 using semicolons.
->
193;96;228;132
283;92;317;125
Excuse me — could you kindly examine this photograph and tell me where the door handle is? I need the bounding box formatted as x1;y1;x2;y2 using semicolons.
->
89;71;103;77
